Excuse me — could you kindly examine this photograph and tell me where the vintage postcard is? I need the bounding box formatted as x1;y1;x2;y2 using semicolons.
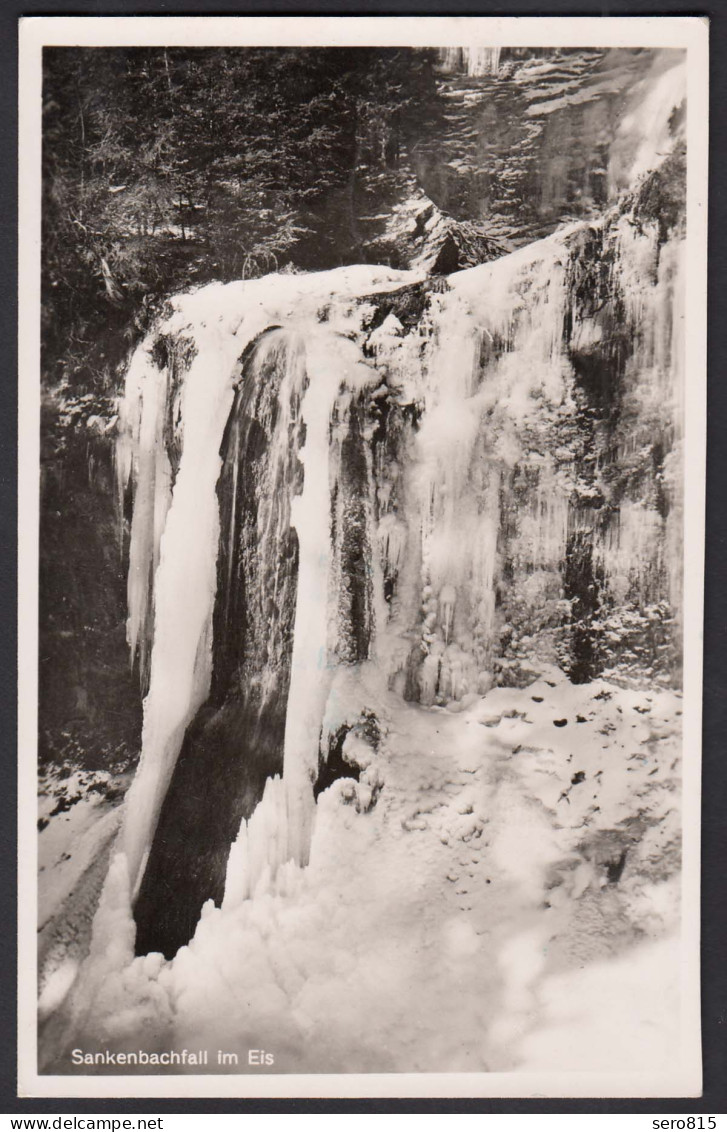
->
18;15;708;1099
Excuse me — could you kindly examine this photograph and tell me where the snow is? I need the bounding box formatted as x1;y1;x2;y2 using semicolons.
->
38;768;127;1020
39;792;121;933
41;670;683;1075
516;934;680;1072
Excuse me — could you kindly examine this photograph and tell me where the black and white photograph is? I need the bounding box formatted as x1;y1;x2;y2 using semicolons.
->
18;16;708;1099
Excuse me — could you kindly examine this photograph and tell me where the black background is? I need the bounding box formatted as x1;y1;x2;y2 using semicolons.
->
4;0;726;1115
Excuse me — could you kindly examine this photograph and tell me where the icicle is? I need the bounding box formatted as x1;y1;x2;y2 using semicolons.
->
663;239;686;618
115;343;172;682
436;46;501;76
595;502;666;604
592;217;685;617
465;47;502;77
282;330;378;867
222;776;289;909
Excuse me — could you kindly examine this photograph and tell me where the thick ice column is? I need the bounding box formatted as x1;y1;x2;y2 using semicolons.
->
119;302;274;897
282;330;379;865
121;359;235;892
282;335;344;865
115;344;173;686
129;367;172;688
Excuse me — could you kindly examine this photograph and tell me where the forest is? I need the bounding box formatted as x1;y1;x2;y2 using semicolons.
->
42;47;446;389
43;46;651;392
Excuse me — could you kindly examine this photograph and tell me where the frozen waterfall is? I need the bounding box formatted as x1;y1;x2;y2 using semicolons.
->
106;165;687;962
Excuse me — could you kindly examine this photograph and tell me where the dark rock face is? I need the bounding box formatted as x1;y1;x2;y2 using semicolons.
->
314;726;362;800
39;400;142;777
359;47;676;269
364;192;507;275
563;531;604;685
332;403;375;666
414;48;662;241
133;689;291;958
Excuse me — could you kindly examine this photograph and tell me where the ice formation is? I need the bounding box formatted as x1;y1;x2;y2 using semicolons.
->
438;46;502;76
108;172;686;961
39;63;688;1072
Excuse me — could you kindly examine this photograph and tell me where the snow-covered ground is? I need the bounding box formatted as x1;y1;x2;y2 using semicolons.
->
38;767;129;1020
43;666;682;1075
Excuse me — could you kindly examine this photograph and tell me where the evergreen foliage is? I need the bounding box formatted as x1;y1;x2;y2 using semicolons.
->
42;47;442;391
